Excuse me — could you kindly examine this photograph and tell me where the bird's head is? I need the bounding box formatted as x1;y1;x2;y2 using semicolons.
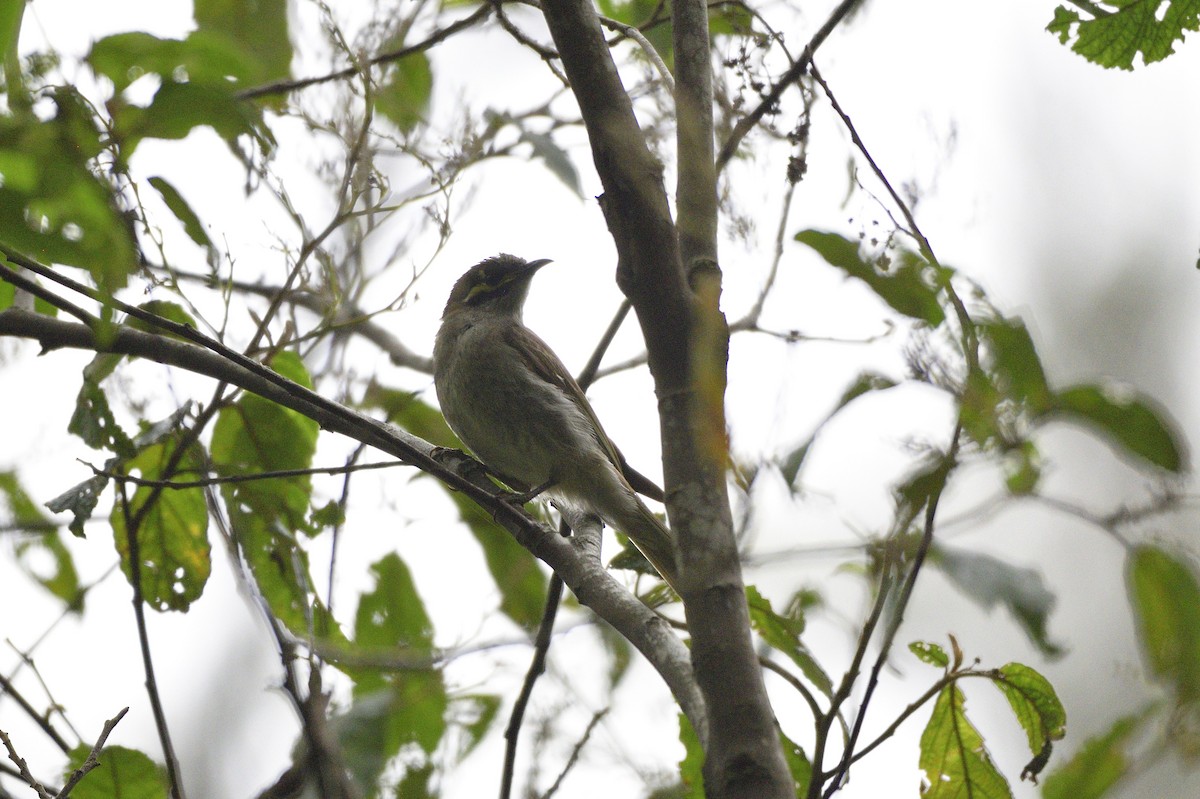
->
443;254;552;319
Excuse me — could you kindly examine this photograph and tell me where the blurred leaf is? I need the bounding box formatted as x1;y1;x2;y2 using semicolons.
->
376;51;432;133
3;471;84;610
678;712;705;798
0;91;137;292
1046;384;1185;473
147;176;213;250
211;352;331;637
88;30;260;93
931;545;1063;658
977;317;1052;413
352;554;434;684
361;382;457;447
363;385;551;629
396;762;434;799
919;683;1012;799
522;131;582;197
14;529;83;611
194;0;293;85
449;693;501;763
450;489;548;630
1042;711;1150;799
111;438;211;612
992;663;1067;779
334;677;448;791
596;618;635;688
910;640;950;668
796;229;945;325
1127;545;1200;704
780;728;812;796
1046;1;1199;70
894;452;954;527
780;371;897;485
69;377;134;457
111;80;269;153
1003;440;1041;496
747;585;833;696
65;744;168;799
46;474;107;538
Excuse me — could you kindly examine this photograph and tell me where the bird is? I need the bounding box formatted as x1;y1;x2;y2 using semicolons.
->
432;254;678;589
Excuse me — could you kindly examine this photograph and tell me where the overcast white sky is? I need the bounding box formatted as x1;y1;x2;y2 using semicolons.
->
3;1;1200;797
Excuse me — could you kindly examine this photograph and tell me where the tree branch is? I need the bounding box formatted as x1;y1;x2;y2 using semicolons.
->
0;307;705;734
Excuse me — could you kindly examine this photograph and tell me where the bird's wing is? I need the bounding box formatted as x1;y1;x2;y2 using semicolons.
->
504;324;662;498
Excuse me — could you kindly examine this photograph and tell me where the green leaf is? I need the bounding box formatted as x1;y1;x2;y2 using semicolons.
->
0;92;137;292
352;554;434;684
678;712;705;798
148;176;213;250
211;352;329;636
919;683;1012;799
796;229;945;325
334;677;448;791
780;728;812;796
991;662;1067;781
194;0;293;85
3;471;84;610
361;385;550;629
746;585;833;696
894;452;954;527
15;529;83;610
451;489;549;630
596;618;635;688
1046;0;1200;70
396;762;434;799
88;31;262;94
1127;545;1200;704
361;382;458;447
64;744;168;799
977;317;1052;412
1047;384;1185;472
449;693;501;763
375;51;433;134
1042;711;1149;799
910;640;951;668
112;80;268;153
111;438;211;612
69;377;135;457
931;545;1063;658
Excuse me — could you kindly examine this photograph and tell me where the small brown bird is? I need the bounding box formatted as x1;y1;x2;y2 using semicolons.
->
432;254;678;588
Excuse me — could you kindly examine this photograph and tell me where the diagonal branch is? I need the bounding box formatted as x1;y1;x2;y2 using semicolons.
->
0;306;705;736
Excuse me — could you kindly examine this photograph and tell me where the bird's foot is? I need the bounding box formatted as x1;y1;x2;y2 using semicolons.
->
506;480;555;506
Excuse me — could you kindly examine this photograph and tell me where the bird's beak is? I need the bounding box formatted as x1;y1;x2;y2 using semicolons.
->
525;258;553;274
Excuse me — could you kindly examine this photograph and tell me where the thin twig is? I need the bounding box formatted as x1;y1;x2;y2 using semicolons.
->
0;674;71;754
56;707;129;798
822;430;961;797
90;458;406;490
807;63;979;371
500;572;566;799
0;729;53;799
236;6;493;100
115;484;187;799
537;708;609;799
716;0;861;172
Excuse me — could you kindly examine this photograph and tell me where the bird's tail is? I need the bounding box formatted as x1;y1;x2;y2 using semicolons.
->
613;498;679;592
